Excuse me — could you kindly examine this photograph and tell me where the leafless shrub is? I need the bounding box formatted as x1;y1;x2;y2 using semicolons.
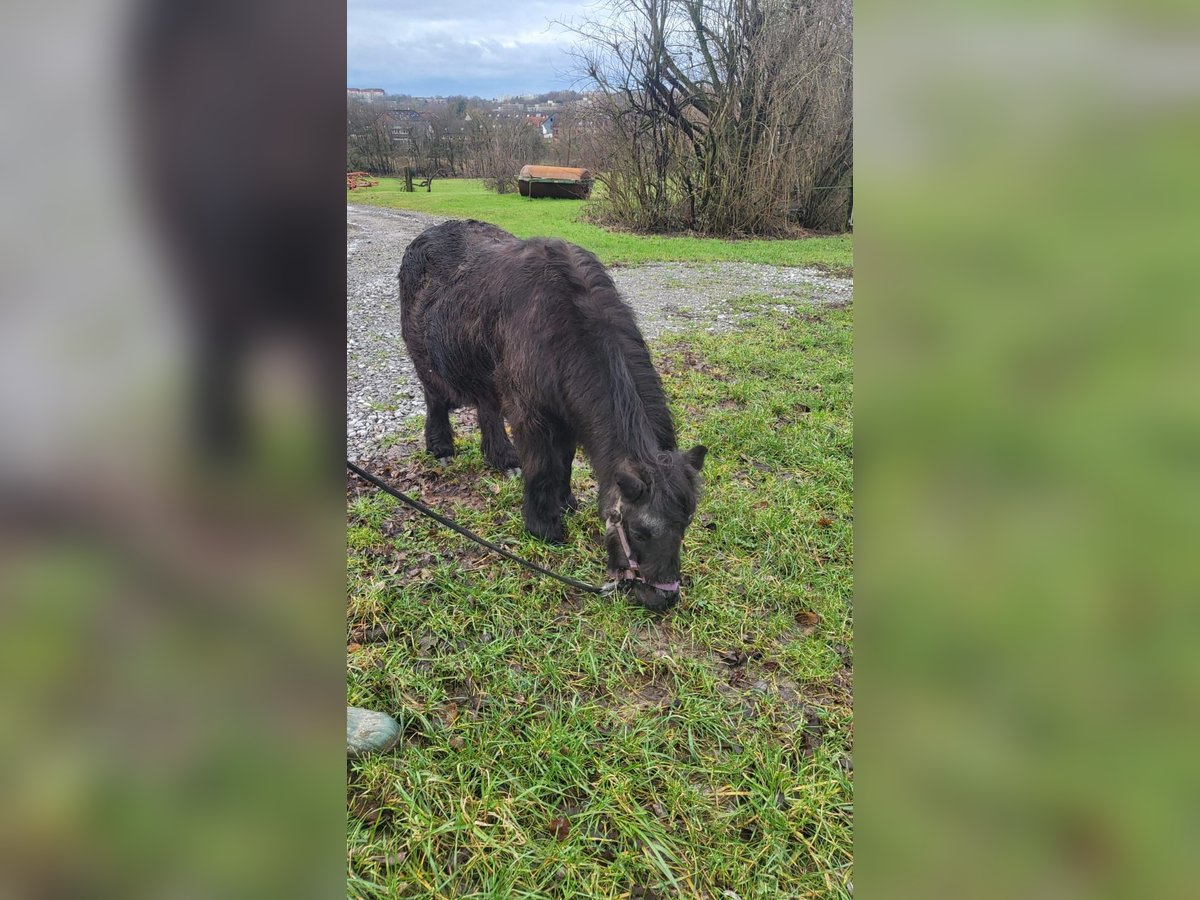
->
464;116;545;193
567;0;853;234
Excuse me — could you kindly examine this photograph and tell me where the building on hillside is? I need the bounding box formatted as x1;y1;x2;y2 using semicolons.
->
347;88;386;102
381;109;426;147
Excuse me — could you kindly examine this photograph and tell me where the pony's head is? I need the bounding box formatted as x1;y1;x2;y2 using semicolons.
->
605;445;707;612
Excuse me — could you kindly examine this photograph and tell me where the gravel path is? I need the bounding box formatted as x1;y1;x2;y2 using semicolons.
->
347;203;853;460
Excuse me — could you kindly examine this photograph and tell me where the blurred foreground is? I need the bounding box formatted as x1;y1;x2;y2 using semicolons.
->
0;1;344;896
858;6;1200;898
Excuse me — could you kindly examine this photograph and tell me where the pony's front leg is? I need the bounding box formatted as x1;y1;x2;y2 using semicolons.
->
554;430;579;513
422;392;455;464
478;397;521;475
512;419;566;543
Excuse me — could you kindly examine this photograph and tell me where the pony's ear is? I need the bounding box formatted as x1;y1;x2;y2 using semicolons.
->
616;463;646;503
684;445;708;472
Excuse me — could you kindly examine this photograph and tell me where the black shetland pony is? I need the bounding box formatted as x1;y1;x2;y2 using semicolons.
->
399;220;706;611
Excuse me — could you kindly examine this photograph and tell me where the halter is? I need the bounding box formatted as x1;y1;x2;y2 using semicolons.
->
605;513;680;594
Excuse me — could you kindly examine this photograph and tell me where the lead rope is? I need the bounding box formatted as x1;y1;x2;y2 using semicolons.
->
347;460;607;595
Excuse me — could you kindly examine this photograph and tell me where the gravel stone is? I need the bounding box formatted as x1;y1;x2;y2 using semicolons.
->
346;203;853;460
346;706;401;757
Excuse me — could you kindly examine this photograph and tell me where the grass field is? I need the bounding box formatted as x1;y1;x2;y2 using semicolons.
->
347;178;853;272
347;298;853;898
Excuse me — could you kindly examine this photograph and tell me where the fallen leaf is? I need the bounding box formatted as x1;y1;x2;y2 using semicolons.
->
817;515;834;527
348;795;383;824
347;642;362;653
795;610;822;636
800;706;826;754
549;816;571;841
353;625;391;644
720;650;748;667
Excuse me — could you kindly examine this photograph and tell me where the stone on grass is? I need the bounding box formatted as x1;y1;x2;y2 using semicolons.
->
347;706;401;757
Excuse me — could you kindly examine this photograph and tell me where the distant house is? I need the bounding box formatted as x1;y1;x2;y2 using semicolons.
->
540;116;555;139
381;109;426;147
347;88;386;102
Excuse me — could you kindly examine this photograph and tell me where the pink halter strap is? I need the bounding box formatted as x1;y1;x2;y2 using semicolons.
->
607;515;680;593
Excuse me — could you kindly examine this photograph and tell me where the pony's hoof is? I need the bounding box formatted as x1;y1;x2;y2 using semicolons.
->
504;467;522;479
527;520;566;544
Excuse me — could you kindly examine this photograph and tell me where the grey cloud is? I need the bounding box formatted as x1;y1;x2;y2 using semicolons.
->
348;0;593;95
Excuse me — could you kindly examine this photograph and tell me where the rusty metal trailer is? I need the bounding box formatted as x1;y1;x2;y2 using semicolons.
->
517;165;593;200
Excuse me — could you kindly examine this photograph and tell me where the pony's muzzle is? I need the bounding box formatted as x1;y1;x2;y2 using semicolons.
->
632;582;679;613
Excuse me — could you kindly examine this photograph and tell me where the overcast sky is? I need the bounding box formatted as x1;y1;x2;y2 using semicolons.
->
347;0;594;98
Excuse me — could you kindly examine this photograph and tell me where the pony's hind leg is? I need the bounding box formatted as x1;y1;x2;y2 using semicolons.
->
477;398;521;475
421;389;455;464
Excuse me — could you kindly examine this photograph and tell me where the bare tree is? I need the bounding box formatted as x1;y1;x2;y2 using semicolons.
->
402;117;448;185
549;100;583;167
465;115;545;193
346;99;397;175
426;110;471;176
567;0;853;234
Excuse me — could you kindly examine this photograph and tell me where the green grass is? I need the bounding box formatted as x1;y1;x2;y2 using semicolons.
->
347;300;853;898
348;178;852;272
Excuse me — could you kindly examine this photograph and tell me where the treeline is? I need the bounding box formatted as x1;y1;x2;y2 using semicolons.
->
346;91;600;189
